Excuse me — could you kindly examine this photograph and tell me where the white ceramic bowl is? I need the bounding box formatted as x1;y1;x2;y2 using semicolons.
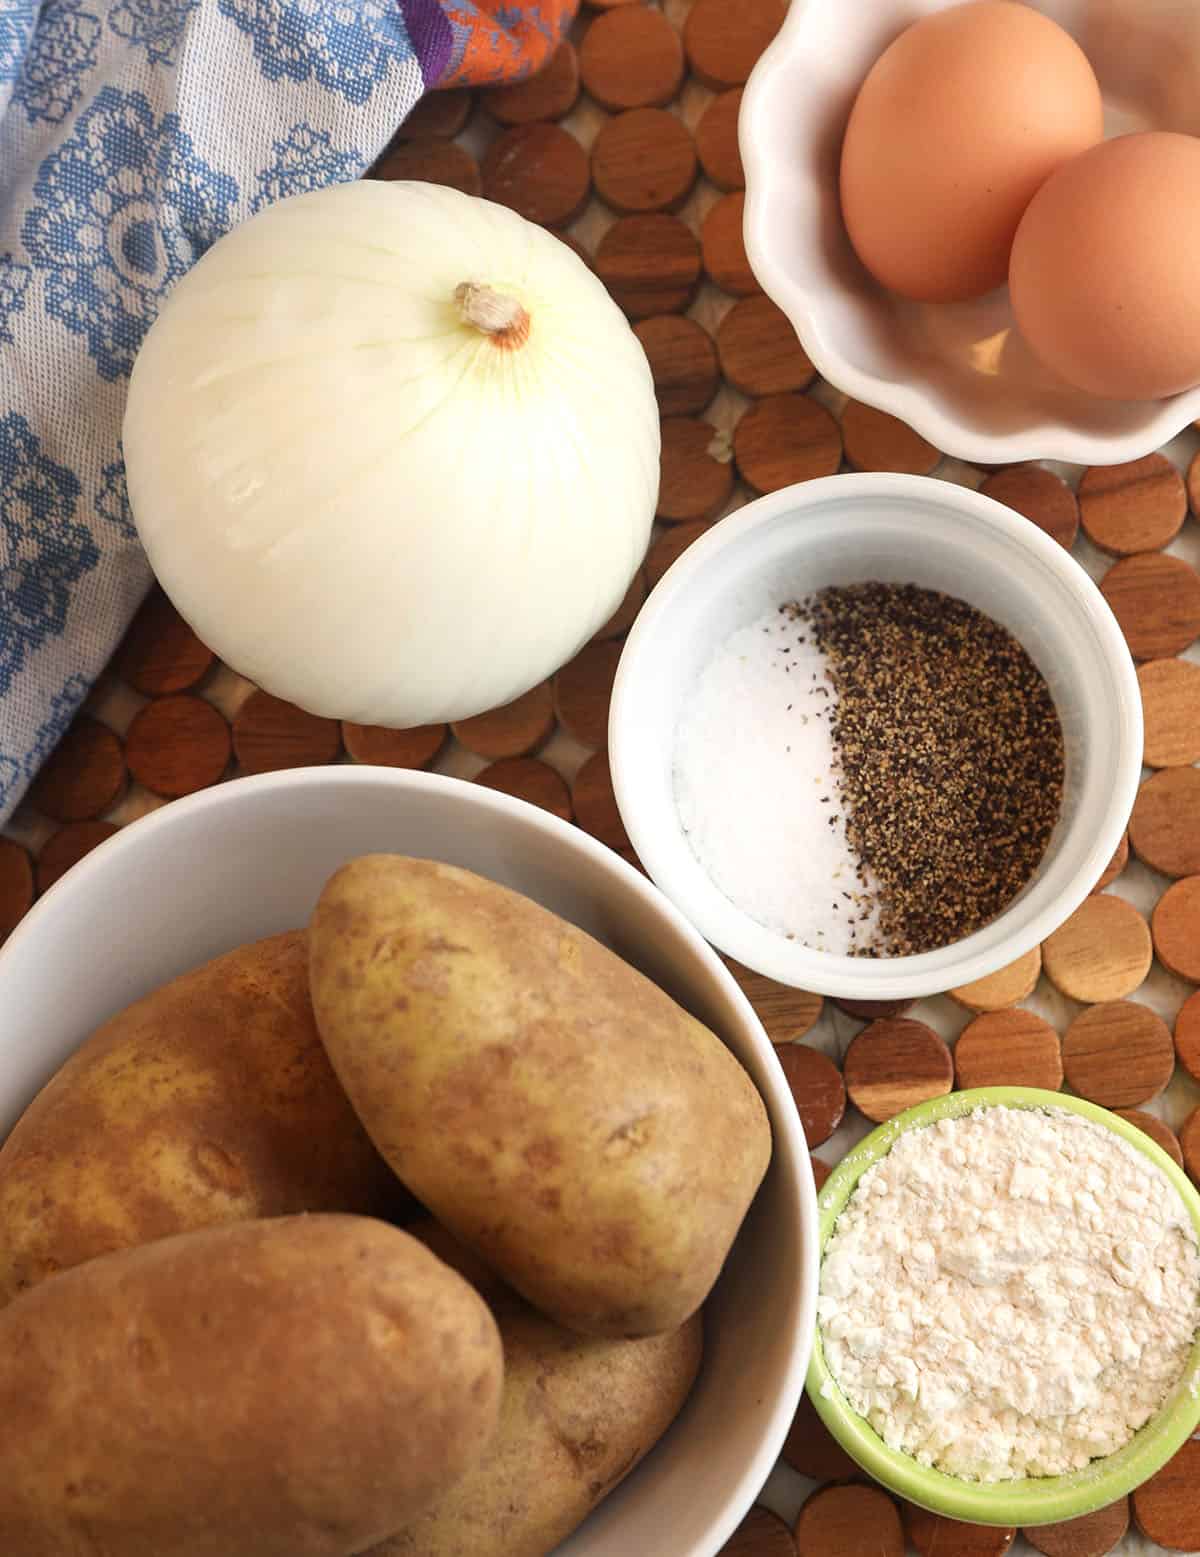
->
0;768;817;1557
741;0;1200;465
608;473;1143;1001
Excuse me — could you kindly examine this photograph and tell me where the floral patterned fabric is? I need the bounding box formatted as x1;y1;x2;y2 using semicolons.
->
0;0;577;824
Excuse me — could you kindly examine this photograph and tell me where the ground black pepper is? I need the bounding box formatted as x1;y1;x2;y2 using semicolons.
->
789;583;1065;957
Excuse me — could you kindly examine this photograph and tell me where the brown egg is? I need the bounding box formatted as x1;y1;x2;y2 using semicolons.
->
1010;131;1200;401
839;1;1103;303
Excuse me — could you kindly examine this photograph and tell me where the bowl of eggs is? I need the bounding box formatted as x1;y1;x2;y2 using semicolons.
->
741;0;1200;464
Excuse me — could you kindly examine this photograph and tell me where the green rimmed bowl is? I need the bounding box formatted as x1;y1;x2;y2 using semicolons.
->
808;1086;1200;1526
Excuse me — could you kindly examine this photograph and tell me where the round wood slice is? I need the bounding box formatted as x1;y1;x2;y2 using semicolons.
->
1138;659;1200;768
781;1391;859;1482
395;88;473;140
734;394;842;493
696;87;745;190
683;0;788;89
592;568;647;641
1091;831;1129;893
0;837;34;940
1131;1438;1200;1549
114;589;214;696
904;1504;1015;1557
233;691;342;774
1188;446;1200;515
721;1505;796;1556
34;820;118;895
794;1484;904;1557
579;7;684;111
658;416;734;521
341;722;447;768
371;138;482;194
701;191;759;296
722;956;823;1044
1151;874;1200;981
1078;454;1187;555
1061;1000;1175;1108
481;123;590;227
1023;1499;1129;1557
775;1042;846;1147
1099;553;1200;660
1173;989;1200;1083
843;1018;953;1122
474;757;572;820
717;295;815;396
485;41;579;126
571;751;629;849
594;212;702;317
1130;766;1200;878
833;997;914;1021
953;1009;1063;1092
1114;1110;1184;1168
553;639;622;749
644;519;713;588
592;107;697;213
452;681;555;760
634;315;719;416
126;695;231;798
949;946;1042;1011
841;400;939;476
1181;1105;1200;1181
1041;893;1152;1003
979;465;1079;550
811;1155;832;1192
27;716;126;822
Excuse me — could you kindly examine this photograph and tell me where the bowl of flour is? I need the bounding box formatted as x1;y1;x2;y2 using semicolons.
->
810;1087;1200;1525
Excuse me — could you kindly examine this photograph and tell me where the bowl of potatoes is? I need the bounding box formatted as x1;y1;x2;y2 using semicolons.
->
0;765;817;1557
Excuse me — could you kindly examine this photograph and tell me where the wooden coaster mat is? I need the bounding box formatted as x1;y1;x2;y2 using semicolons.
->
3;6;1200;1555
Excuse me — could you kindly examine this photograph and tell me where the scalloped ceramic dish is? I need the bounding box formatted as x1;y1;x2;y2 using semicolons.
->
741;0;1200;465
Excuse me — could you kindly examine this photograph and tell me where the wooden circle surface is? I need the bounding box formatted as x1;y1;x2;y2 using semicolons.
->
904;1504;1015;1557
1129;766;1200;878
1173;989;1200;1083
591;107;696;213
452;681;555;760
126;696;231;798
843;1018;954;1122
579;7;685;110
954;1009;1063;1092
571;751;629;848
794;1484;904;1557
644;519;713;588
1040;893;1152;1003
775;1043;847;1147
1138;658;1200;768
948;946;1041;1011
841;401;939;476
734;394;842;493
0;837;34;940
485;40;579;125
701;191;759;296
658;417;734;521
979;465;1079;549
1092;831;1129;893
340;722;447;768
696;87;745;190
474;757;572;820
1151;874;1200;981
1023;1499;1129;1557
717;295;815;397
1078;454;1187;555
720;1505;796;1556
594;212;701;317
233;692;341;774
553;640;622;748
371;138;482;194
1131;1438;1200;1549
1099;553;1200;660
114;589;213;696
34;820;119;895
722;957;823;1044
27;716;126;822
781;1392;859;1482
634;315;719;416
1061;1000;1175;1108
394;88;473;139
683;0;788;89
1114;1110;1184;1168
832;997;914;1021
1181;1105;1200;1180
811;1155;831;1191
481;123;590;227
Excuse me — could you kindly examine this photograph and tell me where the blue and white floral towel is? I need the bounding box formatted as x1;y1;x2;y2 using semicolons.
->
0;0;572;825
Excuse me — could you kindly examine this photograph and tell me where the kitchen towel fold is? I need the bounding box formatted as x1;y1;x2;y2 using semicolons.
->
0;0;575;825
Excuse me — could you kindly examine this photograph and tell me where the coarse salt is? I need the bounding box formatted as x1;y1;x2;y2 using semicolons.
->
673;606;880;954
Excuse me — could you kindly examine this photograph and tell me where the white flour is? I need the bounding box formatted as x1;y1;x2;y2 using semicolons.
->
673;607;880;954
818;1105;1200;1482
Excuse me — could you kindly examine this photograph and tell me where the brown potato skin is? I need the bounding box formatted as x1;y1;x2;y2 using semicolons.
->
366;1267;702;1557
0;1215;504;1557
0;931;407;1305
309;855;771;1337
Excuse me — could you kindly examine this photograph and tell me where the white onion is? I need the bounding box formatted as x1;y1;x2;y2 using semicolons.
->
123;181;659;726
